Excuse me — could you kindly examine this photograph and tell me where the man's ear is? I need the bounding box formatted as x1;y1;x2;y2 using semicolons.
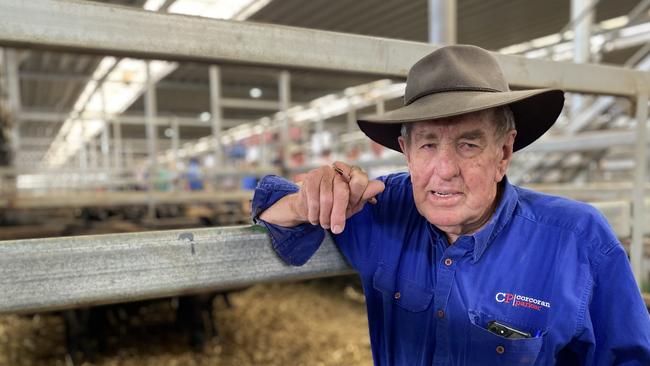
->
398;136;411;163
496;130;516;182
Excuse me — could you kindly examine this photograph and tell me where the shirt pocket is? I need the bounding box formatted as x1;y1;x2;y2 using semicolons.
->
373;263;434;312
467;310;544;365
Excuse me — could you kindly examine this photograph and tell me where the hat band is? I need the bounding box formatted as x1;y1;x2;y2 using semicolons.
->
406;86;503;105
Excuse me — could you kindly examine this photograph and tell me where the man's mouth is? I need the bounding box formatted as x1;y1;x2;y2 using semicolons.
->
432;191;460;197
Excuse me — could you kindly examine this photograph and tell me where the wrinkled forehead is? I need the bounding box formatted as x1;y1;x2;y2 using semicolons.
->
411;109;497;137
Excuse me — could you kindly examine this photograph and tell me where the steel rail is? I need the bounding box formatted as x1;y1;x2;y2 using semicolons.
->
0;225;353;314
0;190;254;209
0;0;648;96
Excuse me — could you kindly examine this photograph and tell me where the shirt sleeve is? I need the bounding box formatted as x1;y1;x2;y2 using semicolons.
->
252;173;386;271
570;243;650;365
251;174;325;266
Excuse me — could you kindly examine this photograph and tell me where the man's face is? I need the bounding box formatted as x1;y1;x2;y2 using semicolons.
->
398;110;516;241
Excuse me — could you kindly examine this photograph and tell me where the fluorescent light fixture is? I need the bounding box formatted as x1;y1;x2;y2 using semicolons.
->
498;14;646;57
43;0;269;168
143;0;166;11
600;16;629;30
44;59;177;167
169;0;263;19
199;111;212;122
530;34;562;49
233;0;272;20
249;87;263;98
155;79;405;163
620;22;650;38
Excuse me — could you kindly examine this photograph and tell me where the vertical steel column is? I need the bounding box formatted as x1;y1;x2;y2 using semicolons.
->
171;117;179;190
571;0;595;116
5;49;20;166
375;99;385;115
89;137;98;170
100;123;109;173
208;65;223;166
79;119;88;171
99;84;110;174
259;123;268;167
631;92;648;287
315;109;327;158
315;110;324;136
145;61;158;220
279;70;291;166
428;0;456;44
112;119;123;172
347;109;357;134
126;142;134;169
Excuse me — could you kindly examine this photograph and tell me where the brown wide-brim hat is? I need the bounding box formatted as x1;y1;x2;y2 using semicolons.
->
357;45;565;152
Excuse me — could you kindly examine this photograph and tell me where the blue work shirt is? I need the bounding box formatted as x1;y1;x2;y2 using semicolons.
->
252;173;650;365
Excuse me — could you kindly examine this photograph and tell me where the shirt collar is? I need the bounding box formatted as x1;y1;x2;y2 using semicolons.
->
470;177;518;262
427;176;518;263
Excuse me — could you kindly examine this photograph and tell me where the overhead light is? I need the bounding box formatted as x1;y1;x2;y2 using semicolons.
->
42;0;269;168
620;22;650;38
143;0;166;11
164;128;175;138
168;0;264;20
234;0;273;20
44;58;177;167
199;112;212;122
249;87;262;98
600;16;629;30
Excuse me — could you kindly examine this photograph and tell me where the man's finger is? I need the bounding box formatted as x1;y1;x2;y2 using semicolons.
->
360;180;385;203
332;161;353;181
330;175;350;234
347;166;368;207
305;170;323;225
346;179;385;217
319;168;335;229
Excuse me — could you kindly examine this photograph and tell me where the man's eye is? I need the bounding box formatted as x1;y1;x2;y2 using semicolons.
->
420;143;435;150
459;142;479;150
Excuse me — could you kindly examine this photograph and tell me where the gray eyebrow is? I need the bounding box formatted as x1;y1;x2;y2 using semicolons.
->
413;131;438;140
458;129;486;140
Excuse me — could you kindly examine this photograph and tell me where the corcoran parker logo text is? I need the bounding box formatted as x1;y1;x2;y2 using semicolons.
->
495;292;551;311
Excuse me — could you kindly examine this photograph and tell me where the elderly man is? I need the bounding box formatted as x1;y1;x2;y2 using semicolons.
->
252;45;650;365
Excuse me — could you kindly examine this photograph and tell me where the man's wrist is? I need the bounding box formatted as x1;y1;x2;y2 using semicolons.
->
259;192;308;227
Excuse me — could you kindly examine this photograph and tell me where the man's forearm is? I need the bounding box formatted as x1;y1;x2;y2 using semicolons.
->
258;192;308;227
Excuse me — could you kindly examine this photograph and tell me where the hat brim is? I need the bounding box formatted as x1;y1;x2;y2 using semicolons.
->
357;89;564;152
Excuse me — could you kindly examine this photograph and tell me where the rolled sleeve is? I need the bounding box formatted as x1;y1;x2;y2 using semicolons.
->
251;175;325;266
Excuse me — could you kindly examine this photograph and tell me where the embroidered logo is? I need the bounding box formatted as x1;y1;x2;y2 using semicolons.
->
495;292;551;311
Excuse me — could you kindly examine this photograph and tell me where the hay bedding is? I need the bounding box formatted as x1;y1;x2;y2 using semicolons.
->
0;279;372;366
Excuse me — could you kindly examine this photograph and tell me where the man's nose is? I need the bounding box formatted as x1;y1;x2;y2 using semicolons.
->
433;145;460;180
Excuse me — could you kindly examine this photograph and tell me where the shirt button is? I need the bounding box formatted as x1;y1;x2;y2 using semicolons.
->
436;309;445;318
394;292;401;300
444;258;453;266
496;345;505;354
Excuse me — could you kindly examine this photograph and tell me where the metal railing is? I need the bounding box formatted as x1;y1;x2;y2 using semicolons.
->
0;225;352;314
0;0;647;304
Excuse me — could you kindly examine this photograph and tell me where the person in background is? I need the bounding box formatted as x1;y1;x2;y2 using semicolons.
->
185;158;204;191
251;45;650;365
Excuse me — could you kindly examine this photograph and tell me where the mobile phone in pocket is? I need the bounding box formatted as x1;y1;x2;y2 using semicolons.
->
487;320;532;339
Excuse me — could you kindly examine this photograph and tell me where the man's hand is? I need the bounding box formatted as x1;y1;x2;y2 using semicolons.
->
293;161;385;234
259;162;385;233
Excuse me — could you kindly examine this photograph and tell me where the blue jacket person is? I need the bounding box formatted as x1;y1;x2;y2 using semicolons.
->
252;45;650;365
